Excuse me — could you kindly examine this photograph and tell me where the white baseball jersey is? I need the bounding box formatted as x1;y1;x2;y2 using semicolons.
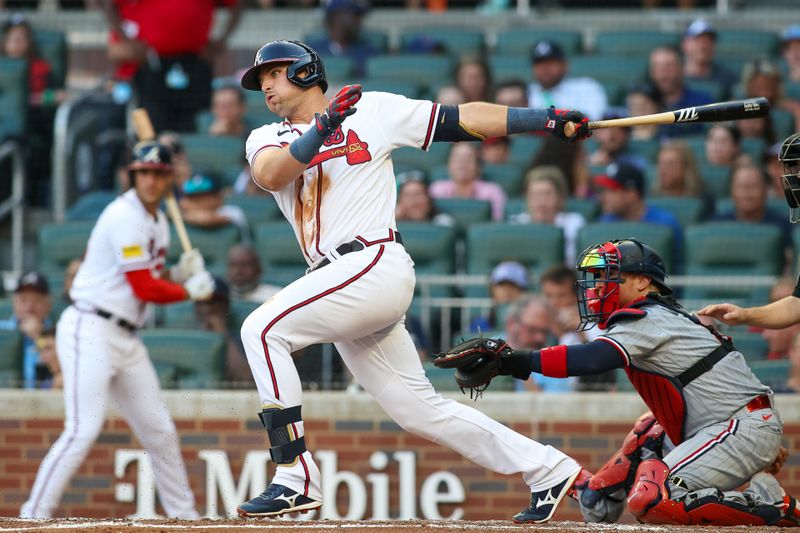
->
245;92;440;265
69;189;169;327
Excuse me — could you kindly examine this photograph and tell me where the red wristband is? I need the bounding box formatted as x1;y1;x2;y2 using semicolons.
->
540;345;568;378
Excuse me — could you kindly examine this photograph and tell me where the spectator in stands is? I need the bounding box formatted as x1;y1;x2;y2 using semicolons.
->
195;276;253;386
435;85;465;106
714;163;792;264
587;108;647;170
741;59;800;131
539;264;614;391
456;56;492;103
652;139;714;217
735;114;777;149
0;272;52;389
760;278;800;361
647;46;713;137
105;0;243;133
527;40;607;120
705;124;743;167
492;79;528;108
429;142;506;221
226;245;281;303
509;166;585;266
470;261;529;334
306;0;374;78
594;162;683;259
681;19;737;99
180;173;249;238
782;25;800;84
505;295;576;393
479;136;510;165
530;136;590;197
1;13;59;105
208;82;247;138
158;132;192;190
35;327;61;389
395;171;454;226
625;82;663;141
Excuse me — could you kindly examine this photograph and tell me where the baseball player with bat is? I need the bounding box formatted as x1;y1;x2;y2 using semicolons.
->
433;238;799;526
20;141;215;519
235;39;592;523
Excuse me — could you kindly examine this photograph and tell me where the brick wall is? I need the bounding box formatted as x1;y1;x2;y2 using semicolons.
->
1;391;799;521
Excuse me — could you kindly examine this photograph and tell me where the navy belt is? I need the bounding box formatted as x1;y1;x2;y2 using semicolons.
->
95;308;137;333
311;230;403;273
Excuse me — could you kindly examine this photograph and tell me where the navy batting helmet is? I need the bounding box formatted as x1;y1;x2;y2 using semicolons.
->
128;141;173;184
240;40;328;93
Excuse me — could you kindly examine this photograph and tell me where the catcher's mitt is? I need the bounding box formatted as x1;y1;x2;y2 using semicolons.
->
432;337;512;397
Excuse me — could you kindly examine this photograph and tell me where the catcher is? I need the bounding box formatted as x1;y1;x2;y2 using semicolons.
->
434;238;798;526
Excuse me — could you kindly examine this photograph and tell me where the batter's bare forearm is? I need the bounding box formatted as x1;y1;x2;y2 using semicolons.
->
252;148;307;191
457;102;509;138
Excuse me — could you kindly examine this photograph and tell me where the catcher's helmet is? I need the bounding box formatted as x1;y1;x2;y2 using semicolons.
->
575;239;670;330
240;40;327;93
128;141;173;184
779;132;800;223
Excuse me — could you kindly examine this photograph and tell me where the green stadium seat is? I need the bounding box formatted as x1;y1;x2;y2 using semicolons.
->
730;331;769;363
487;53;529;83
66;191;118;221
570;55;648;85
600;80;623;106
225;194;283;228
37;221;94;271
303;30;389;54
772;109;795;141
243;92;282;124
434;198;492;236
741;138;766;164
0;298;12;319
576;222;674;273
361;78;422;99
253;222;308;287
484;163;524;197
508;135;543;167
180;134;245;188
0;58;28;140
162;301;198;329
684;222;783;303
494;29;583;55
391;144;450;174
424;362;461;391
699;163;732;198
34;30;67;89
139;329;226;389
685;79;725;101
627;139;660;161
647;197;705;228
400;28;485;56
0;330;22;388
466;223;564;296
397;222;457;297
321;55;355;81
564;198;600;222
749;359;790;391
230;299;260;332
593;31;678;56
166;224;241;275
504;197;526;219
714;197;786;218
366;55;455;87
715;30;779;59
786;81;800;101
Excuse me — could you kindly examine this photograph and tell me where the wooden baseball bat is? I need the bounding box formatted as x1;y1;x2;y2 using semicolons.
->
130;108;193;254
564;97;770;138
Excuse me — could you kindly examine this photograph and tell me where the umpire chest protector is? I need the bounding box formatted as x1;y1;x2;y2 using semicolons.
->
609;295;733;445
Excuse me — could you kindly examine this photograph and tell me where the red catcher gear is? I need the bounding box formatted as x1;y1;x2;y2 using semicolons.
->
628;459;777;526
589;412;664;494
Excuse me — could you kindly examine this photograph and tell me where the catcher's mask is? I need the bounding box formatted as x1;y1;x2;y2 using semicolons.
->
779;132;800;223
575;239;670;331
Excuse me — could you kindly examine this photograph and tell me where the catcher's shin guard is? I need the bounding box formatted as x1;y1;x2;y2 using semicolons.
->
258;405;306;465
627;459;779;526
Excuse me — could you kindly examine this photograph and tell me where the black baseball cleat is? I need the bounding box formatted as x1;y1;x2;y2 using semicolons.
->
237;484;321;518
513;469;582;523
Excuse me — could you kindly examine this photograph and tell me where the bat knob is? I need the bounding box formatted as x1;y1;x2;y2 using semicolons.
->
563;121;576;138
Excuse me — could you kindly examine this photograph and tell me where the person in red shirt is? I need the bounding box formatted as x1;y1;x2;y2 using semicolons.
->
105;0;243;132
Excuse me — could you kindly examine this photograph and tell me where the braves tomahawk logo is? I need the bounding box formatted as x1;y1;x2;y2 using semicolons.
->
310;129;372;166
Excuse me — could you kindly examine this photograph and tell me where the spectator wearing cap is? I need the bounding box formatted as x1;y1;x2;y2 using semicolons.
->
306;0;375;78
395;171;455;226
781;25;800;84
594;162;683;264
625;82;663;141
469;261;529;333
588;108;648;170
527;39;608;121
0;271;53;389
741;59;800;132
681;19;738;100
208;83;247;138
226;245;281;303
180;173;249;240
509;166;585;266
648;46;713;138
194;276;253;387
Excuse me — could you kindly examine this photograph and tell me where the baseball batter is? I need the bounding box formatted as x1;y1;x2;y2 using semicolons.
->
20;141;215;519
234;40;592;523
434;238;798;526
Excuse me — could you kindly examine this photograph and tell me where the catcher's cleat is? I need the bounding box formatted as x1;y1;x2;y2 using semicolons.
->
237;484;321;518
513;468;582;524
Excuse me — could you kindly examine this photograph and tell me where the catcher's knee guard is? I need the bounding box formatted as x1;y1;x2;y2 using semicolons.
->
627;459;779;526
259;405;306;465
590;412;664;494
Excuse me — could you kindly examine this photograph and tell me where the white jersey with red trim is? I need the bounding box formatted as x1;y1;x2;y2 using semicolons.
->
245;91;439;266
69;188;169;327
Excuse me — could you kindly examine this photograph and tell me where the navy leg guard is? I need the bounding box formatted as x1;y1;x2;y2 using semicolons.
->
258;405;307;465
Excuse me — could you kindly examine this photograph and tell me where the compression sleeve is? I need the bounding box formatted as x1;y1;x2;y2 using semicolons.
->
516;339;627;378
125;269;188;303
507;107;549;134
288;125;326;164
431;105;486;142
